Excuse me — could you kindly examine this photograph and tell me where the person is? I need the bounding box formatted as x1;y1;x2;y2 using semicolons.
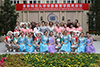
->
67;19;71;27
13;32;19;52
40;21;46;33
4;31;13;52
77;32;86;53
40;30;48;52
21;24;27;34
85;33;95;53
74;19;78;28
27;25;33;34
55;32;63;51
76;23;82;32
68;23;75;31
60;30;71;52
34;32;41;52
48;21;55;36
14;21;20;30
71;31;78;52
54;22;59;32
44;22;49;31
17;32;26;52
60;22;64;30
63;23;69;34
34;23;41;37
25;32;34;52
38;22;41;28
48;31;56;53
54;23;62;34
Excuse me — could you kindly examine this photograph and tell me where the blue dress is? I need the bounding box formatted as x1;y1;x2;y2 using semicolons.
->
18;37;26;52
40;35;48;52
77;37;86;53
60;35;71;52
25;37;34;52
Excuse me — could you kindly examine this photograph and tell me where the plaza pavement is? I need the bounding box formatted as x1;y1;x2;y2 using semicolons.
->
0;41;100;54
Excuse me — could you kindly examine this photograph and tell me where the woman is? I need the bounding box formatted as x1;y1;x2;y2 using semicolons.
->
55;32;63;51
85;33;95;53
69;23;75;31
60;22;64;30
71;31;78;52
13;32;19;52
54;23;62;34
48;31;56;53
76;23;82;32
25;32;34;52
63;23;69;34
34;32;41;52
27;25;33;34
40;21;46;33
17;32;26;52
74;19;78;28
40;30;49;52
21;24;27;34
4;31;13;52
60;30;71;52
44;22;49;31
77;32;86;53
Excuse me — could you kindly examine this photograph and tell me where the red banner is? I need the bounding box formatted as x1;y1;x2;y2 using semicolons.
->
16;3;89;11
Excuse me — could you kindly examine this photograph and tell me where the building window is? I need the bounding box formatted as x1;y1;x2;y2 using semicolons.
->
46;0;58;3
63;0;66;3
38;0;41;3
29;0;41;4
10;0;19;4
72;0;74;3
67;0;70;3
85;0;91;3
33;0;36;3
23;1;27;4
78;0;81;3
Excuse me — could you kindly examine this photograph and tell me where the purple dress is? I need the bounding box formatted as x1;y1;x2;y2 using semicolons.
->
48;36;56;53
85;38;95;53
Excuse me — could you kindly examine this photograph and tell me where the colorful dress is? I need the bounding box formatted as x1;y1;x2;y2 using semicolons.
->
25;37;34;52
63;27;69;34
12;37;19;49
21;28;27;34
40;26;46;33
71;36;78;48
55;27;62;33
76;27;82;32
55;37;63;48
34;37;41;48
27;28;33;33
85;38;95;53
60;35;71;52
77;37;86;53
17;37;26;52
40;35;48;52
48;36;56;53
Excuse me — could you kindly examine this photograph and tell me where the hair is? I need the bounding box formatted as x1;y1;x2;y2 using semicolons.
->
21;32;24;35
41;21;45;24
49;31;53;36
75;19;78;23
86;32;89;35
16;21;19;23
81;32;84;35
69;23;74;28
67;19;71;21
44;30;48;35
64;30;67;34
63;23;67;28
49;21;53;26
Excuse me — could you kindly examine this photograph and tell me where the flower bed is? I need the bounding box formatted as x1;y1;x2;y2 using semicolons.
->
0;53;100;67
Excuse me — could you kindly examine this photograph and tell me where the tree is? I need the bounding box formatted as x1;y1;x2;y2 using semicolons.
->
87;0;100;31
0;0;19;34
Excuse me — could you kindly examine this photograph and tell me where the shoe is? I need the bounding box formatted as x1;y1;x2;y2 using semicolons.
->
34;50;36;52
7;50;9;52
13;50;16;52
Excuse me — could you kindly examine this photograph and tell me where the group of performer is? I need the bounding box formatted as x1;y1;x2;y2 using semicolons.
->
4;19;95;53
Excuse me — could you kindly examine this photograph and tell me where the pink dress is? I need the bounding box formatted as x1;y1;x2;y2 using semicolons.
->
21;28;27;34
68;27;76;31
27;28;33;33
55;27;62;33
76;27;82;32
63;27;70;34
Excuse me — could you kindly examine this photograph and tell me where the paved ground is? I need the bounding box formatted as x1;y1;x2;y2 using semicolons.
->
0;41;100;54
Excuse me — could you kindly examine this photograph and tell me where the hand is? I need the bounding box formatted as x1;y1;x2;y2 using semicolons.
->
37;45;40;47
29;45;31;47
87;44;90;46
81;44;84;46
8;44;11;46
17;44;19;48
63;43;66;45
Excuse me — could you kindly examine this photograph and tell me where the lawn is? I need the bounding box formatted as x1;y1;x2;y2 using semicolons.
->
0;53;100;67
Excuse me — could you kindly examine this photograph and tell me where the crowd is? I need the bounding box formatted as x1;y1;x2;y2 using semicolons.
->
4;19;95;53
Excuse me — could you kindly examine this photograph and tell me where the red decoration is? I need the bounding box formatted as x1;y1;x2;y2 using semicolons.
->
16;3;89;11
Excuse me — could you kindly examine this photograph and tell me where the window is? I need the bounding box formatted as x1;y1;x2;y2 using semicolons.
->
10;0;19;4
63;0;66;3
85;0;91;3
28;0;41;4
23;1;27;4
78;0;81;3
72;0;74;3
33;0;36;3
67;0;70;3
46;0;58;3
38;0;41;3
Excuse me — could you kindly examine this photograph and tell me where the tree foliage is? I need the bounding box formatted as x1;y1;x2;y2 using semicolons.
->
0;0;19;34
87;0;100;31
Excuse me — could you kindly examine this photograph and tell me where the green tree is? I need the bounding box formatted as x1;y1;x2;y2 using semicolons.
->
0;0;19;34
87;0;100;31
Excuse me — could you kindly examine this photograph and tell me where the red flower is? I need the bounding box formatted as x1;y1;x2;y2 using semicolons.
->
88;52;90;54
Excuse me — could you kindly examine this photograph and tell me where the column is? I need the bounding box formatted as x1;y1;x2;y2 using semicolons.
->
76;11;78;19
81;11;83;28
65;11;67;23
43;11;46;21
22;11;24;22
70;0;72;3
27;11;29;22
59;11;61;22
39;11;40;22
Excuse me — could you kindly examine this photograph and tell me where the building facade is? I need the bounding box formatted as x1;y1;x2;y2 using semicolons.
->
2;0;92;33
